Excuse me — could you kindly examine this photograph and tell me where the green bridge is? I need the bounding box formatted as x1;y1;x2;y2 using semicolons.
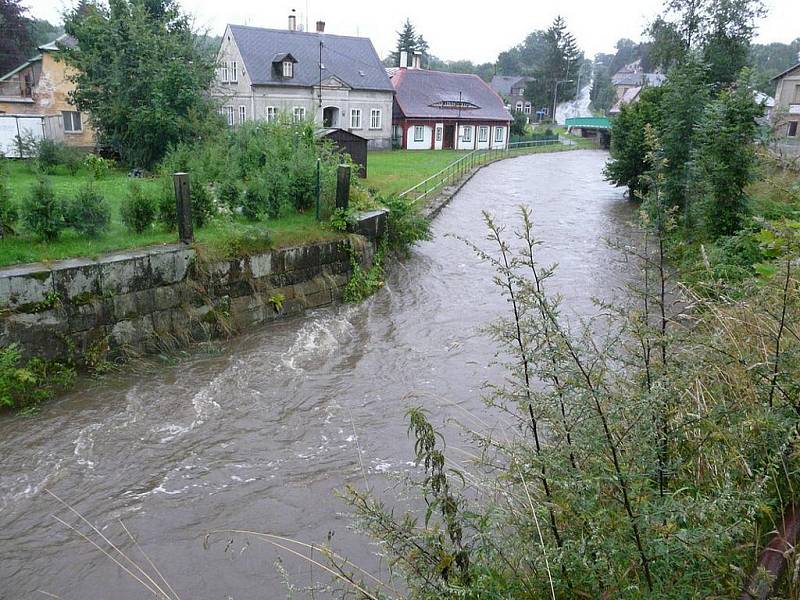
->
564;117;612;148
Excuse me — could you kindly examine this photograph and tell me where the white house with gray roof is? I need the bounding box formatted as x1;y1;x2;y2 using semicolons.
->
212;18;394;149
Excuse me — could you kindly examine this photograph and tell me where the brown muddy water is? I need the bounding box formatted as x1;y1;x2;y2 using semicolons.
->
0;150;635;599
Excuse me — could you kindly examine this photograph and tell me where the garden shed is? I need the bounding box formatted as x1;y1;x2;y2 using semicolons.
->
319;128;368;177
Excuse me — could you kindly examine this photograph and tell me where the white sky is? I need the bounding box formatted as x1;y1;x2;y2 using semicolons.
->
22;0;800;64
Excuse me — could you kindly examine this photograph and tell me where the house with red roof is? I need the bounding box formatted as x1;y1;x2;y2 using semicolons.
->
388;58;511;151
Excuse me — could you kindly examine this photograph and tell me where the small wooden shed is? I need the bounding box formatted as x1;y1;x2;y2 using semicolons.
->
319;128;368;178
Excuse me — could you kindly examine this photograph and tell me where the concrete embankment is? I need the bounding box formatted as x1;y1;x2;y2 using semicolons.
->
0;210;386;363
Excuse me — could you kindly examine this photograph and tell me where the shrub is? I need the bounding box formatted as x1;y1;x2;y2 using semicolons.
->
66;184;111;238
157;180;177;230
191;182;216;228
0;170;18;237
0;344;75;411
242;179;268;220
120;183;156;233
380;193;431;255
36;139;64;172
21;178;66;241
216;178;242;210
84;153;114;179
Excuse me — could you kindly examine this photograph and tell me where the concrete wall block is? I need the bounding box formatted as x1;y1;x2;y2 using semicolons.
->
100;252;152;295
284;244;322;272
350;210;388;242
153;282;193;312
249;253;272;278
0;265;55;310
110;315;155;349
1;310;70;360
67;298;112;332
148;246;195;286
51;259;102;303
230;294;265;329
113;289;156;321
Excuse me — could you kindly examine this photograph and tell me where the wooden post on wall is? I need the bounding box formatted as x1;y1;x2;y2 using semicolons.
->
335;164;351;211
173;172;193;244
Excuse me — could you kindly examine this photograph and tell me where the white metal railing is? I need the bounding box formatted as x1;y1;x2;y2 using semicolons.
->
398;138;564;203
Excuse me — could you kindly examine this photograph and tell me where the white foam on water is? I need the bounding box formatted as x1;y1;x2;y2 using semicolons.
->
73;422;102;469
282;310;357;371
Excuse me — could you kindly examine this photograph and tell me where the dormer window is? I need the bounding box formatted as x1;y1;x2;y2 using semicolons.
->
272;53;298;79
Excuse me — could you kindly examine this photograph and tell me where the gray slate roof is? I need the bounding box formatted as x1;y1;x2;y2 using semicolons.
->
391;69;511;122
228;25;393;92
490;75;522;96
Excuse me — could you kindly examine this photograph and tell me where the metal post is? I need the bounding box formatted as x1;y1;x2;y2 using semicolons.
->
315;158;321;220
173;172;193;244
335;164;350;211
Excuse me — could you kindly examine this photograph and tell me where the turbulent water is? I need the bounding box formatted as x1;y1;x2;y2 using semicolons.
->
0;150;634;599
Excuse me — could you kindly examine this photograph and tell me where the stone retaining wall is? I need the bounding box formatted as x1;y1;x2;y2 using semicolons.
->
0;224;380;363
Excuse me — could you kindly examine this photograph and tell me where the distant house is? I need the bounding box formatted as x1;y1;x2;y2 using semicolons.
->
490;75;535;120
0;35;95;150
609;61;666;116
390;65;511;150
771;59;800;140
610;60;665;106
212;16;394;149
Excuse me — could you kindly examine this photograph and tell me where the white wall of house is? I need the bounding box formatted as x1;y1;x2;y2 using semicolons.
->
456;124;476;150
212;27;393;149
406;124;433;150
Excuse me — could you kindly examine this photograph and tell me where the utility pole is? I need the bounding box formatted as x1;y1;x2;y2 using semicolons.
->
318;41;323;108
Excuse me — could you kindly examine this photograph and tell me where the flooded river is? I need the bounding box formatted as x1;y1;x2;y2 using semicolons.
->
0;150;634;598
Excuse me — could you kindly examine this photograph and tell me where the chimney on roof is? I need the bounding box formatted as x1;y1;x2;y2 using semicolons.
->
316;20;325;33
288;10;297;31
399;50;408;68
412;52;422;69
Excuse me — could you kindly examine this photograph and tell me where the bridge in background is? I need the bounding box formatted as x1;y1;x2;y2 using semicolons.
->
565;117;611;149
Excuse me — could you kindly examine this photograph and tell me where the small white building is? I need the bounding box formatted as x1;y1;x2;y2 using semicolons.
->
389;57;511;151
212;17;394;149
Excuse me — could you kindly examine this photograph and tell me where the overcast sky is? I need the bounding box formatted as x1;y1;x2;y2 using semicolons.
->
23;0;800;64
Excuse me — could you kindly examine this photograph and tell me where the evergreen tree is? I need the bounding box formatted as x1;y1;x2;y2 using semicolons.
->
0;0;34;75
689;72;761;237
523;16;583;112
388;19;429;67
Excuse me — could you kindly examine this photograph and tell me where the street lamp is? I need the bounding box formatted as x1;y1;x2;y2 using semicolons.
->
552;79;573;126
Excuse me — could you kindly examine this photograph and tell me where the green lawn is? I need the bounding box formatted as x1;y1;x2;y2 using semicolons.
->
365;150;469;195
0;161;338;267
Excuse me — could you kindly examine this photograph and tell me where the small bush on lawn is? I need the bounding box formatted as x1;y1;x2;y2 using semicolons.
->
66;184;111;238
242;179;269;220
84;153;114;179
157;180;177;230
120;183;156;233
36;140;82;175
21;178;66;241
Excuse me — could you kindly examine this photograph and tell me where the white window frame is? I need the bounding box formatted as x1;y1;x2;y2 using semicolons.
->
293;106;306;122
413;125;424;142
350;108;362;129
63;110;82;133
370;108;382;130
229;61;237;83
435;126;442;142
478;126;488;143
515;101;523;112
494;126;504;143
266;106;277;122
220;62;228;83
462;125;472;143
224;106;234;127
283;61;293;78
524;103;532;115
239;105;247;124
